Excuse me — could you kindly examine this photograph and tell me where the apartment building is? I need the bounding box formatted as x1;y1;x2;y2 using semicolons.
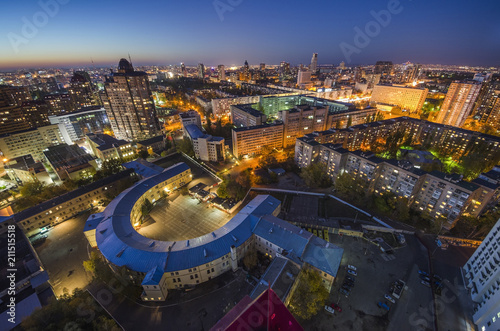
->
232;123;283;158
462;219;500;331
371;85;428;114
436;81;482;127
48;107;109;144
231;104;267;128
280;105;327;147
184;124;225;162
0;125;65;161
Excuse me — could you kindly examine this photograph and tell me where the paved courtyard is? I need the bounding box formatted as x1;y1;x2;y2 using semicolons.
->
34;212;93;297
138;193;233;241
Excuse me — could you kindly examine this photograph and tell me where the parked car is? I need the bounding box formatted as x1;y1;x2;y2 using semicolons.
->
344;280;355;287
331;303;342;312
339;288;350;297
433;274;443;282
341;284;351;292
325;305;335;314
346;275;355;282
377;302;390;311
347;265;357;271
418;270;429;276
420;275;431;282
384;294;395;303
347;269;357;276
421;280;431;287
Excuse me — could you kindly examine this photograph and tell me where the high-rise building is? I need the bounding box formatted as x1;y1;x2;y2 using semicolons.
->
339;61;346;70
0;85;31;108
462;218;500;331
472;81;500;129
260;63;266;71
280;105;327;147
67;72;101;110
374;61;393;75
43;93;74;114
232;123;283;158
401;63;421;84
21;100;51;128
197;63;205;80
101;58;161;141
0;85;32;134
436;81;482;127
310;53;318;73
297;70;312;86
217;64;226;81
240;60;250;81
371;85;428;114
279;61;290;76
180;63;187;77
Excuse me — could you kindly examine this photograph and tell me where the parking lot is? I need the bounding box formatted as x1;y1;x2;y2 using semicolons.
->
300;233;436;331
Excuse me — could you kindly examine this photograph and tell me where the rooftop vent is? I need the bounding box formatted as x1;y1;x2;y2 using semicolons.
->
231;235;238;242
186;240;190;247
149;241;155;248
204;249;207;257
116;248;125;258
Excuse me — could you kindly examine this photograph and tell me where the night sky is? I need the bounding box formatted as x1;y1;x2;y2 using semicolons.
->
1;0;499;69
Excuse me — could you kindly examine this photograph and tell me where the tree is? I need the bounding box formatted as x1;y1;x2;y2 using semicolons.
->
300;163;332;188
138;150;149;159
141;198;154;218
20;179;44;197
242;250;258;270
177;137;195;157
288;266;329;320
334;173;368;203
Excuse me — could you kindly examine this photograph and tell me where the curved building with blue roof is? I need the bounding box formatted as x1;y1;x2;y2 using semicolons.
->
89;162;343;302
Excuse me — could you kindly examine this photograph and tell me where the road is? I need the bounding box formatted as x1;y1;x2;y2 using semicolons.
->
418;234;476;331
87;270;253;331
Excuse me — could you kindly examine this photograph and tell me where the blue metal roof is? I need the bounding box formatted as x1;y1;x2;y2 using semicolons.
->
253;215;312;257
95;171;282;273
184;124;206;140
142;265;164;285
302;237;344;277
123;160;164;178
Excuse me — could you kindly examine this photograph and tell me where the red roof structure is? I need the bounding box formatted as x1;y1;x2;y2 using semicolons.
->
210;288;303;331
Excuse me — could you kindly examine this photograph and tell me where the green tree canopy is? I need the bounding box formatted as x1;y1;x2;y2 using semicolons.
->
300;163;332;188
289;266;329;320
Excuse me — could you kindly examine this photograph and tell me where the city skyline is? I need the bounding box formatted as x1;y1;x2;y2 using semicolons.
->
1;0;500;69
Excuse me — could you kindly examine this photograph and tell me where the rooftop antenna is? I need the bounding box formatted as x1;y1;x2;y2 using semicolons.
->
128;53;133;68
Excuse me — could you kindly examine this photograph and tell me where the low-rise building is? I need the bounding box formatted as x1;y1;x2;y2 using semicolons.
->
184;124;225;162
4;168;137;237
85;133;134;162
86;168;343;301
137;135;166;155
179;110;202;131
4;154;51;185
43;144;97;181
